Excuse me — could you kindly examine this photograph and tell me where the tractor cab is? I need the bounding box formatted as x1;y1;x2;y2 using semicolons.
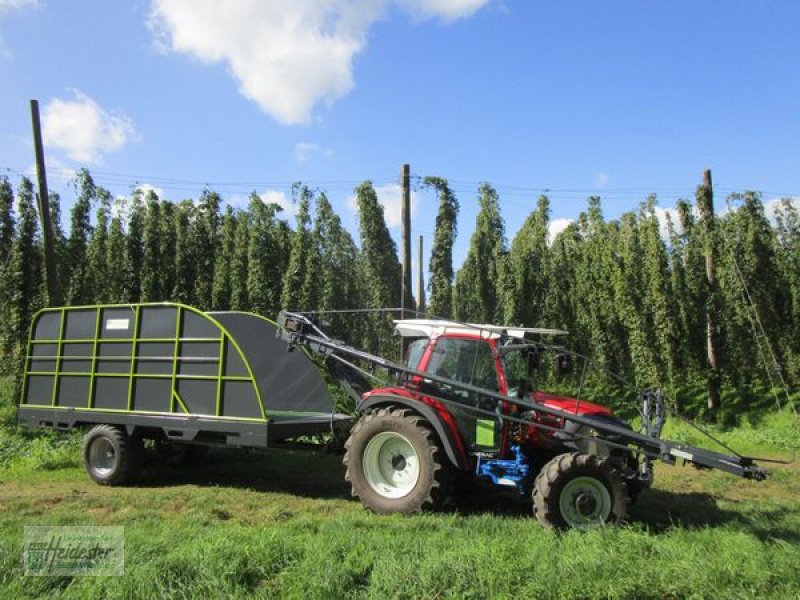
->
392;319;612;455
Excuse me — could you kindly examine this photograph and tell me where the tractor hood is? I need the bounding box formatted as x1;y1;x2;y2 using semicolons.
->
531;391;612;417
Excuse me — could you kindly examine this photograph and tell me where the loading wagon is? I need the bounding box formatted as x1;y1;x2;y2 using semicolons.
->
16;303;352;453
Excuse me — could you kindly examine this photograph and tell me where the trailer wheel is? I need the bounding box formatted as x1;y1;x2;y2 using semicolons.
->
343;407;450;513
533;452;628;530
83;425;144;486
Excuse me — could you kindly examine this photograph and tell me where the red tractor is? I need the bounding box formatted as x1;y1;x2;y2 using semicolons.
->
336;319;640;528
279;314;765;530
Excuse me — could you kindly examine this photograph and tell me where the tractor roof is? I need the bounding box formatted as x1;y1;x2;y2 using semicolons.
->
393;319;567;340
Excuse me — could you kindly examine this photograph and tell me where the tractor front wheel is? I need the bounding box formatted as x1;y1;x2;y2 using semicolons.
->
343;407;450;513
533;452;628;530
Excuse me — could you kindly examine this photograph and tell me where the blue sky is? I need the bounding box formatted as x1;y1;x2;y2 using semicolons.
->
2;1;799;293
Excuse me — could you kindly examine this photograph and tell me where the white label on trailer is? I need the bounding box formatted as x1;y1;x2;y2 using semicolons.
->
670;448;694;461
106;319;130;331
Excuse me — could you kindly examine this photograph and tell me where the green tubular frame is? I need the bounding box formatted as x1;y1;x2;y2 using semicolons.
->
20;302;267;423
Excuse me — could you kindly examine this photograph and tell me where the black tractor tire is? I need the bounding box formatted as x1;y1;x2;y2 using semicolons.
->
343;407;451;513
83;425;145;486
533;452;629;530
152;441;209;468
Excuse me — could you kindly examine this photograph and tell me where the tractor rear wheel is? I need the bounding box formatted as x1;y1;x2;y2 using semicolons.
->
533;452;628;530
83;425;144;486
343;407;450;513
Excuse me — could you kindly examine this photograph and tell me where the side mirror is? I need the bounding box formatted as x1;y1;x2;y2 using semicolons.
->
555;353;573;376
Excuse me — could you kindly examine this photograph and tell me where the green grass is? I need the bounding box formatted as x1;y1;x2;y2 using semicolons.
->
1;376;799;599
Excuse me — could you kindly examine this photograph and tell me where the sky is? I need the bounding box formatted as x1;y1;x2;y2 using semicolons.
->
2;0;800;295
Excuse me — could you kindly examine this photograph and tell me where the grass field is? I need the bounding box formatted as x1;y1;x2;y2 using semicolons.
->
1;377;799;599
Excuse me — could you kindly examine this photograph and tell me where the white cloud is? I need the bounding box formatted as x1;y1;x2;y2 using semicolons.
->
225;190;298;218
294;141;333;163
260;189;298;217
42;90;138;164
0;0;37;12
764;197;800;225
548;218;573;244
397;0;489;21
593;172;609;189
348;183;419;228
149;0;490;125
651;205;680;240
0;0;38;58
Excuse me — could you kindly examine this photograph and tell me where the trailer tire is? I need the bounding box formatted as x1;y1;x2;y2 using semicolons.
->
83;425;144;486
343;407;450;513
533;452;628;530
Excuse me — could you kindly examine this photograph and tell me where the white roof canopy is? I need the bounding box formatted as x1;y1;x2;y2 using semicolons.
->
393;319;567;339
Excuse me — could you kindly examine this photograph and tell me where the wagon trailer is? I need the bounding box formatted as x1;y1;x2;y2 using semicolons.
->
16;303;353;480
17;302;768;530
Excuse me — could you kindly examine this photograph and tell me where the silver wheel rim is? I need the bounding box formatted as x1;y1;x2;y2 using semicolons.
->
88;437;117;477
559;476;612;529
363;431;420;499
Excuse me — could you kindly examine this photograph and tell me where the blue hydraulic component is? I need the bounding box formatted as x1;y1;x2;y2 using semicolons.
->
476;445;532;494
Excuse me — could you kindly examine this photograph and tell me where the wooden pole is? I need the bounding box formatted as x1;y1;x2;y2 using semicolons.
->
697;169;721;412
30;99;61;306
417;235;425;315
400;164;413;316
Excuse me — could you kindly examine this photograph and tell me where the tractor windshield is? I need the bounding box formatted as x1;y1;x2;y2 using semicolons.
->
405;338;428;370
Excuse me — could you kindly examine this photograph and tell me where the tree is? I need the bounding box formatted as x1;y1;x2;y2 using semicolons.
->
502;195;550;327
107;198;133;303
0;177;14;260
306;193;361;338
247;194;283;316
140;191;162;302
638;197;678;383
86;187;111;304
454;183;506;323
127;191;145;301
614;210;662;385
774;199;800;381
230;209;250;310
696;178;722;410
424;177;459;319
48;192;67;287
676;199;706;375
3;179;43;364
718;192;783;386
354;181;401;354
665;209;691;377
192;190;221;310
159;200;177;301
572;199;625;377
65;170;95;305
0;178;16;366
212;205;236;310
280;185;312;311
172;200;196;304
